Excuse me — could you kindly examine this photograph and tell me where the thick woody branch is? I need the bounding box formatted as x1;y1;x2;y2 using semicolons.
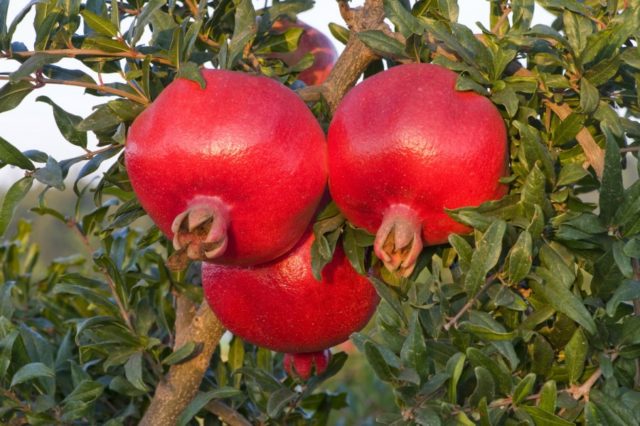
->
206;401;252;426
298;0;386;112
139;295;225;426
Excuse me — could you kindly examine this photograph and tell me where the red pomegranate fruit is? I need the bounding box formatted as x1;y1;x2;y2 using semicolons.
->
125;69;327;266
270;19;337;85
327;63;508;277
202;232;380;353
284;350;331;380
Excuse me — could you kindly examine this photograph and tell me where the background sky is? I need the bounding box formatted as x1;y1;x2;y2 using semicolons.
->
0;1;554;184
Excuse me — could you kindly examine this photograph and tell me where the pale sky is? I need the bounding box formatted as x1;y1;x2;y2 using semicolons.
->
0;1;554;184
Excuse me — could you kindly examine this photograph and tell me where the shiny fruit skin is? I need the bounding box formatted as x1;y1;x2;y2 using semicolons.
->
202;232;380;353
270;19;337;85
125;69;327;266
327;63;508;247
283;350;331;380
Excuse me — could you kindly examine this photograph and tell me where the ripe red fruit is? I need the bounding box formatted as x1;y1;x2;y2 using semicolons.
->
327;63;508;276
270;19;337;85
283;350;331;380
202;231;380;353
125;69;327;266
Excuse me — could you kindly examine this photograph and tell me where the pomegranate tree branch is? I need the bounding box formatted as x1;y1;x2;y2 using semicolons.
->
298;0;386;112
0;75;148;104
568;353;619;402
139;294;225;426
443;274;497;331
8;48;173;66
205;401;252;426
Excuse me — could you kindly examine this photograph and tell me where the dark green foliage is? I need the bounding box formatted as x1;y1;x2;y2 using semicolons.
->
1;0;640;424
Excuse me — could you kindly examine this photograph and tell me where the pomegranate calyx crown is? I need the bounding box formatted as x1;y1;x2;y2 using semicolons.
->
168;197;230;269
373;204;423;277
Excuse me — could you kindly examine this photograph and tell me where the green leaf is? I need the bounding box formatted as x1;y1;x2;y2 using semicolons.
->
512;373;536;405
464;220;506;295
531;268;596;334
163;341;198;365
0;136;35;170
36;96;87;148
565;328;588;384
365;341;397;382
606;280;640;316
522;406;573;426
227;0;257;67
466;347;512;395
0;177;34;237
459;322;516;341
81;9;119;37
131;0;166;45
0;0;8;43
507;231;532;284
342;224;369;274
175;62;205;88
468;366;495;407
400;311;428;378
557;163;589;186
383;0;424;37
0;80;34;113
10;53;64;83
177;388;243;426
10;362;55;387
599;127;623;225
357;30;407;58
446;352;466;404
449;233;473;271
328;22;349;45
538;380;557;413
266;387;297;417
580;78;599;114
124;352;148;392
76;104;122;132
0;331;20;379
228;336;245;372
369;276;406;325
255;27;303;53
34;156;64;190
590;389;640;426
553;113;585;146
492;86;518;117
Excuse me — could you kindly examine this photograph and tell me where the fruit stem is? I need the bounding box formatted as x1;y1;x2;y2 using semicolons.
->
373;204;423;277
169;196;230;268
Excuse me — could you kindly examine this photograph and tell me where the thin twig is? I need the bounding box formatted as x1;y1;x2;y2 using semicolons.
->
491;4;512;35
620;146;640;153
0;75;149;104
568;353;619;402
443;274;498;331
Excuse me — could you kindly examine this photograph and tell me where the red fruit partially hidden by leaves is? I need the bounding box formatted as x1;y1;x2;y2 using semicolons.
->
202;232;379;353
270;19;337;85
283;350;331;380
125;69;327;266
328;63;508;277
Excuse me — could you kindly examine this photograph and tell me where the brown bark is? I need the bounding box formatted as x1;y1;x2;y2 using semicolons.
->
139;296;225;426
298;0;386;113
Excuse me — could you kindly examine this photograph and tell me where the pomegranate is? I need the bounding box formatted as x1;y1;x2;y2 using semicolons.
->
283;350;331;380
269;19;337;85
327;63;508;277
125;69;327;266
202;231;380;353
